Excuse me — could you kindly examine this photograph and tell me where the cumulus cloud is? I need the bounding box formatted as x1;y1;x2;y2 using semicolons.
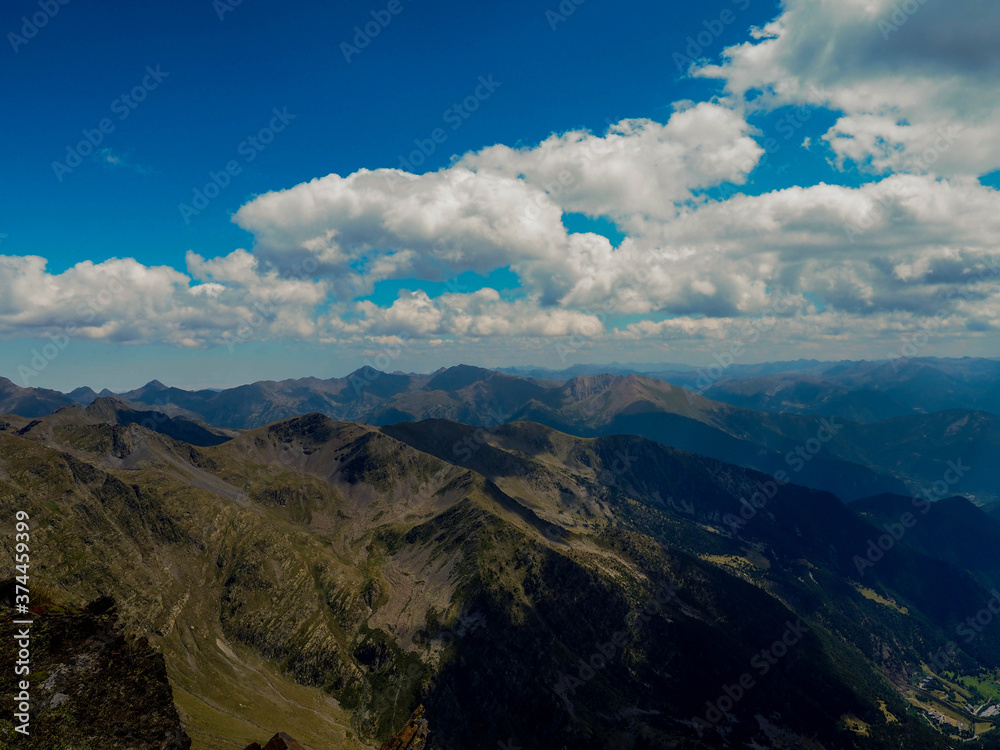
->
458;102;763;219
226;105;775;316
232;166;569;297
695;0;1000;175
5;173;1000;356
3;1;1000;364
0;252;325;347
326;288;604;341
622;176;1000;318
230;104;762;299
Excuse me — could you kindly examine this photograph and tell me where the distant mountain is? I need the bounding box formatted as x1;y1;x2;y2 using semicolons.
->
851;493;1000;589
67;385;100;405
3;408;994;747
5;359;1000;502
40;396;236;448
498;360;698;379
104;368;913;501
703;372;913;422
834;410;1000;505
505;357;1000;422
499;359;830;379
8;356;998;424
0;376;74;417
579;355;999;424
689;358;1000;421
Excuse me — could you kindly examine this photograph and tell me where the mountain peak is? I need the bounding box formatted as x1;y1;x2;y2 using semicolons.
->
559;372;626;399
347;366;387;380
67;386;99;405
242;731;306;750
424;364;496;392
84;396;129;419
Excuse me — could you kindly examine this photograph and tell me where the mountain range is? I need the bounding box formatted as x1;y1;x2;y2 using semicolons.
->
5;358;998;504
4;359;1000;747
503;357;1000;423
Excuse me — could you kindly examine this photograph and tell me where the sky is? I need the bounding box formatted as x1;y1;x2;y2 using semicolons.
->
2;0;999;391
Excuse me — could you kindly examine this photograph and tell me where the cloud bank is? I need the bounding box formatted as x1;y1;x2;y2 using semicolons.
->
4;0;999;364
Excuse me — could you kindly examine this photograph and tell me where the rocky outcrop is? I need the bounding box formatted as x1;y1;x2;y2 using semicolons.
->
239;706;429;750
0;582;191;749
242;731;307;750
377;705;429;750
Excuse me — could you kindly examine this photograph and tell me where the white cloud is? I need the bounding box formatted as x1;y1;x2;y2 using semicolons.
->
4;175;999;356
0;252;325;347
227;105;770;317
695;0;1000;176
4;2;1000;364
458;102;763;219
326;288;603;341
232;166;569;297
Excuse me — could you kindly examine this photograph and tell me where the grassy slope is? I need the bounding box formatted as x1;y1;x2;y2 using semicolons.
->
2;412;995;748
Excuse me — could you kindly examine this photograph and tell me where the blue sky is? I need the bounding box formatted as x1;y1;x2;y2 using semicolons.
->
2;0;999;390
4;0;783;274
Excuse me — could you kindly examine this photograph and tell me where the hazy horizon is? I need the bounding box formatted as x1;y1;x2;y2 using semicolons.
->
7;354;998;395
4;0;1000;392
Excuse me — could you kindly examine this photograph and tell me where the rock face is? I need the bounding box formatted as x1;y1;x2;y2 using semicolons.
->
241;731;307;750
6;407;997;748
377;705;429;750
240;707;429;750
0;581;191;749
262;732;307;750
